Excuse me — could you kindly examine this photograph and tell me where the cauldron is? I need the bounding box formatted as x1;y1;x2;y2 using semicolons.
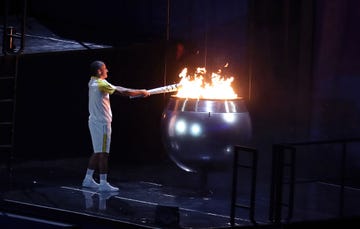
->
161;96;252;173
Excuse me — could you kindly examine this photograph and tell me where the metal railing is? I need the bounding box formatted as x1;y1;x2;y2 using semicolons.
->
230;145;258;226
268;137;360;224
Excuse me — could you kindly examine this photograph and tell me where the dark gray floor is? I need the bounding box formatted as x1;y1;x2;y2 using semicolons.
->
0;157;262;228
1;156;360;228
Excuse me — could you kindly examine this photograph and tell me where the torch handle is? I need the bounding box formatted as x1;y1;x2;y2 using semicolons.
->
130;83;181;99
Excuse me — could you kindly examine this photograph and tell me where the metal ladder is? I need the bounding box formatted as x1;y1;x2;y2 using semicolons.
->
0;55;20;168
0;0;27;171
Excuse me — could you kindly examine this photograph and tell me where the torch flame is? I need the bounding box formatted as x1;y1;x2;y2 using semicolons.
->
175;67;238;99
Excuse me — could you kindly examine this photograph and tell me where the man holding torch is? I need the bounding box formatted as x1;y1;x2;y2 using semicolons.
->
82;60;150;192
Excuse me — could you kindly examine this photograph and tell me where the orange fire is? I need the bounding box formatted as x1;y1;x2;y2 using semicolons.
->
175;67;238;99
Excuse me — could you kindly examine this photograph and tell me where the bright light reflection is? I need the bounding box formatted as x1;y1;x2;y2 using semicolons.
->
225;146;233;155
223;113;236;123
175;120;187;134
205;102;213;112
190;123;201;136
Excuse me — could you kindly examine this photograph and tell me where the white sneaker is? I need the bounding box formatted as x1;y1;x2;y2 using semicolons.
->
82;178;99;189
98;182;119;192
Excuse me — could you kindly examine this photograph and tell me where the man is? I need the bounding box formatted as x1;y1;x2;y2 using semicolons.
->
82;60;150;192
166;40;200;85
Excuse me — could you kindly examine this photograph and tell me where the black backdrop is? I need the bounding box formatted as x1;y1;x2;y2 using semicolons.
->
5;1;360;177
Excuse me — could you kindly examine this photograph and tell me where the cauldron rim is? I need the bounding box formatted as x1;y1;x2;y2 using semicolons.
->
166;95;248;113
170;95;244;101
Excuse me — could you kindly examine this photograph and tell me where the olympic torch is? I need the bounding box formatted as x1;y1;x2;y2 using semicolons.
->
130;83;182;98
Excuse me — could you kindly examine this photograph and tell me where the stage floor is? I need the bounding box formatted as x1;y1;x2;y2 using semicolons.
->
0;157;266;229
1;157;360;229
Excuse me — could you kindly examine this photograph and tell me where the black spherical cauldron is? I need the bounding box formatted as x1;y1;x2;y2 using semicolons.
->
161;96;252;173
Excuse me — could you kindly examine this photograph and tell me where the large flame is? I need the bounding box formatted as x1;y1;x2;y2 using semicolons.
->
175;67;238;99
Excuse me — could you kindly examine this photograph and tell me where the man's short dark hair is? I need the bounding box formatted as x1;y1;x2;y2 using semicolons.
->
90;60;105;75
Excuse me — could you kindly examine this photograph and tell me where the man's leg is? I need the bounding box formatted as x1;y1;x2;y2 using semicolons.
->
82;153;100;188
98;152;108;174
98;153;119;192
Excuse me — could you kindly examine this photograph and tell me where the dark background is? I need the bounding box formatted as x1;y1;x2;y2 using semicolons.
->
2;0;360;177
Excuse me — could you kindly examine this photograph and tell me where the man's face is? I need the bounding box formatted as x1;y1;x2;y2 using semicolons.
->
98;64;108;79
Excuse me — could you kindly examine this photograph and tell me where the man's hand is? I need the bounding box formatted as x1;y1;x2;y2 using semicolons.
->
142;90;151;97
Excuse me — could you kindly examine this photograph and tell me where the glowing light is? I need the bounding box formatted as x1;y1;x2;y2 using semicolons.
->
190;123;202;136
225;146;233;155
175;120;187;134
175;67;238;99
223;113;236;123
